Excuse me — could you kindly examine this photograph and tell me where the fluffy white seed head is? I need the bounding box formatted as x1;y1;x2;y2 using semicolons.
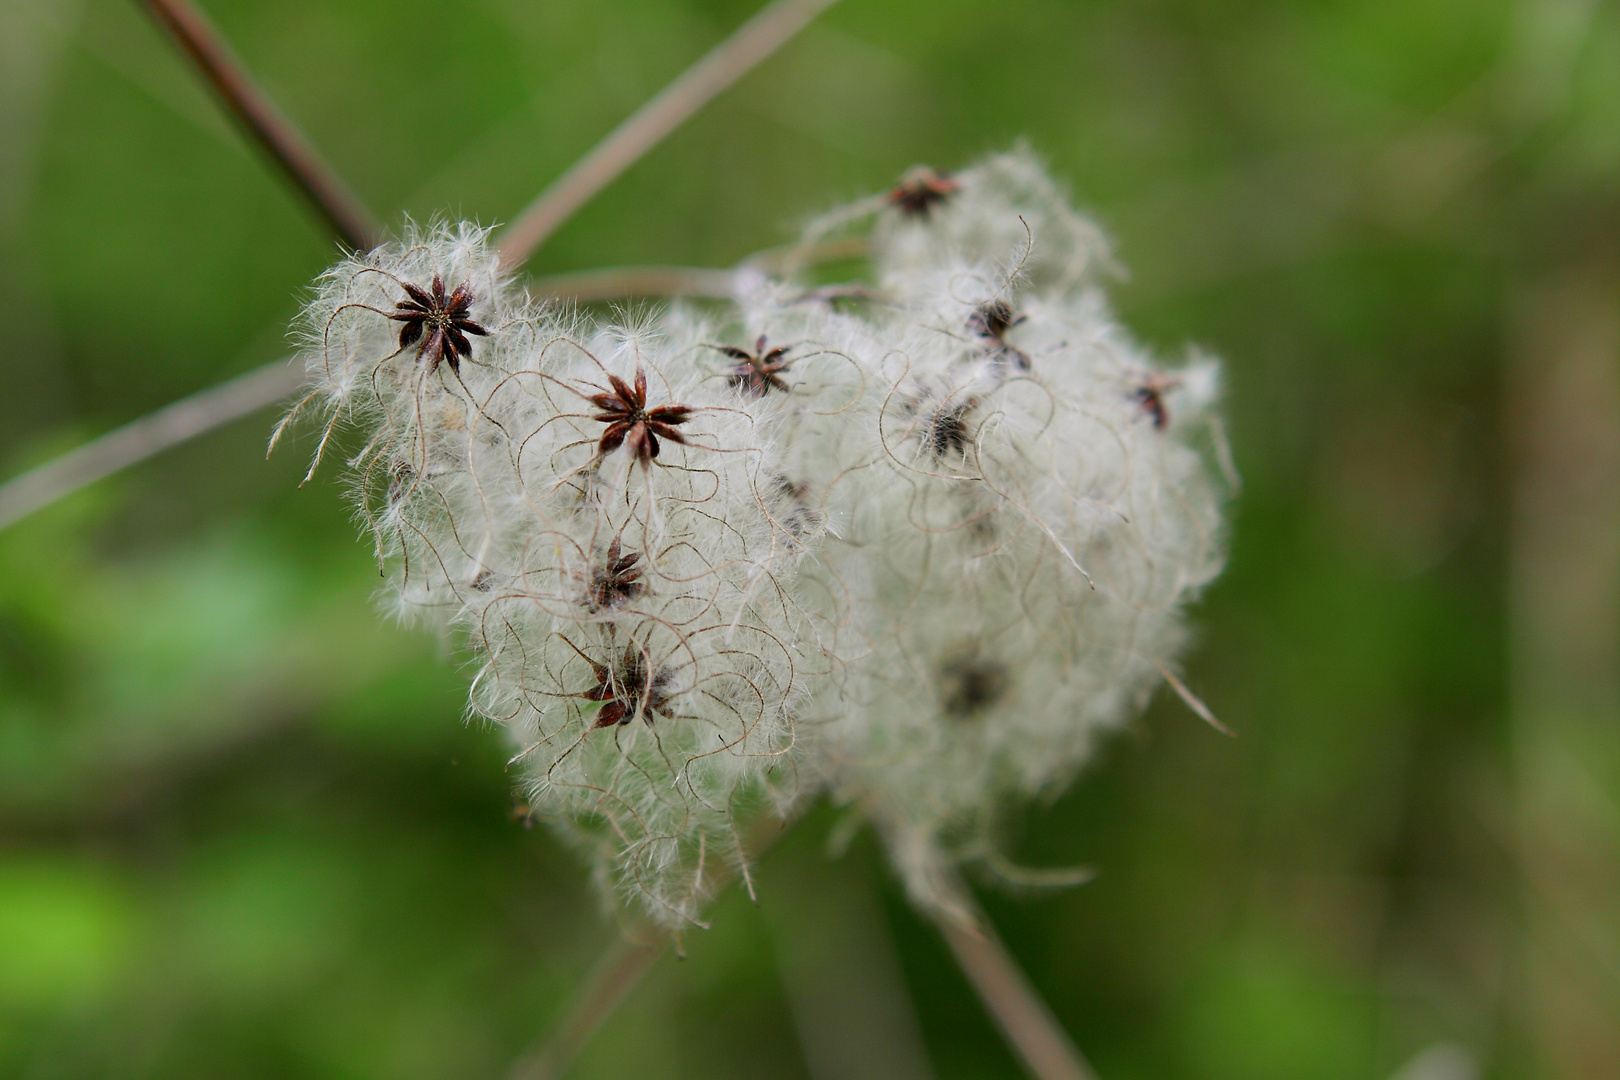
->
281;151;1232;929
781;156;1229;913
800;146;1116;302
285;225;820;928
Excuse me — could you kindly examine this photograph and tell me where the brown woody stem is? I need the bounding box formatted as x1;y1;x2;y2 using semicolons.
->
496;0;840;269
507;932;665;1080
529;265;743;302
0;358;304;531
930;873;1100;1080
136;0;383;250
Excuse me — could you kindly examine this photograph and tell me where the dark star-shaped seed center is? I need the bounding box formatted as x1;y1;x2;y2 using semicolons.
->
582;536;647;612
887;166;960;218
574;645;676;729
968;300;1030;370
587;367;695;468
714;335;794;397
388;273;488;376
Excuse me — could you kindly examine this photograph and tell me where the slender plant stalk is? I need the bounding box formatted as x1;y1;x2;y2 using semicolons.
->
508;931;665;1080
0;239;885;535
0;359;303;531
931;872;1099;1080
743;236;870;275
530;265;743;302
136;0;382;250
507;811;791;1078
496;0;841;269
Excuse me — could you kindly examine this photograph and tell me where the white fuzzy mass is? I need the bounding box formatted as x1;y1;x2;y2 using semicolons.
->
284;151;1230;927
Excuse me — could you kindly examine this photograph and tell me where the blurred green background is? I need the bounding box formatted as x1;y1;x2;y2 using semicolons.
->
2;0;1618;1077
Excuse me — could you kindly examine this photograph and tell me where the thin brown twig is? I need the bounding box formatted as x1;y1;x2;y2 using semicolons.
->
742;236;871;275
931;872;1100;1080
530;265;743;302
507;811;792;1080
527;239;874;303
507;931;665;1080
0;359;303;531
136;0;383;251
0;242;870;534
496;0;841;269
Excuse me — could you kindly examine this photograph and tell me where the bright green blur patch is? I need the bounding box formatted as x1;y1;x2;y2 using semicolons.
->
1182;934;1374;1080
181;835;363;998
0;859;136;1009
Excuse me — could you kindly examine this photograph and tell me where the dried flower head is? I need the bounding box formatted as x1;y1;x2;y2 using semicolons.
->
715;335;794;397
776;153;1230;914
586;366;696;468
886;165;961;218
283;224;819;928
389;273;488;375
279;151;1232;931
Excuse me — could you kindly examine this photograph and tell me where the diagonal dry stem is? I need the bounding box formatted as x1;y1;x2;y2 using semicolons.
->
507;810;792;1080
530;265;743;302
930;872;1100;1080
0;255;825;533
0;358;304;531
507;930;665;1080
136;0;383;250
496;0;841;269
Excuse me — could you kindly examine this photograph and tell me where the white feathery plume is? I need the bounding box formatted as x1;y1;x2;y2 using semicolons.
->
279;150;1232;929
776;152;1229;914
284;223;819;928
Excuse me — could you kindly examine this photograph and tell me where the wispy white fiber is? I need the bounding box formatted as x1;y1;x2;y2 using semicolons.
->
284;222;817;927
282;151;1231;927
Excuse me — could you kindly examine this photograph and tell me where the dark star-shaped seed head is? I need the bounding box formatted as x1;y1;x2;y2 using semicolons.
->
886;166;960;218
587;367;695;468
387;274;488;376
939;650;1010;719
968;300;1030;370
714;335;793;397
1132;373;1182;430
574;645;676;729
582;536;647;612
923;396;979;459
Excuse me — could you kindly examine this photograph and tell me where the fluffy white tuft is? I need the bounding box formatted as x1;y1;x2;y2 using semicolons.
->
283;153;1231;928
286;223;818;928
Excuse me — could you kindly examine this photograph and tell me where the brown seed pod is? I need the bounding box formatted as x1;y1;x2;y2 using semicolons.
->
585;367;696;468
387;274;488;375
886;166;961;219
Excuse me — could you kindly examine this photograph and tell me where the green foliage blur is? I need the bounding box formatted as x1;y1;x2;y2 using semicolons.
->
2;0;1617;1077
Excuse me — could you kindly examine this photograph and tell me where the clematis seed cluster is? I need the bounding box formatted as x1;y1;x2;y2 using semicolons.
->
282;151;1230;927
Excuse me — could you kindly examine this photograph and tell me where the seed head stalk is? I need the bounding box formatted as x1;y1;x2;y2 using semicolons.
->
136;0;382;250
496;0;843;268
